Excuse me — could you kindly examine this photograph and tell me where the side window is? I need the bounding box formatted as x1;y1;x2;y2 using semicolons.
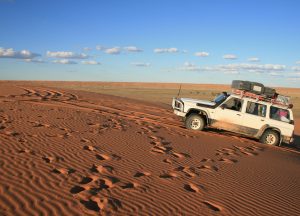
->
246;102;266;117
223;98;243;112
270;106;290;123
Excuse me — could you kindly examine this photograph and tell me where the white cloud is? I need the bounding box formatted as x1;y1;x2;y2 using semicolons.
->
131;62;150;67
0;47;40;59
124;46;143;52
292;72;300;76
287;77;300;82
154;48;178;53
183;62;195;67
224;71;240;74
81;60;101;65
47;51;88;59
180;62;201;71
24;59;45;63
248;57;260;62
53;59;77;64
179;63;286;74
96;45;105;50
292;66;300;71
269;72;282;76
83;47;92;51
194;52;209;57
214;63;285;73
296;60;300;64
105;47;121;55
223;54;238;60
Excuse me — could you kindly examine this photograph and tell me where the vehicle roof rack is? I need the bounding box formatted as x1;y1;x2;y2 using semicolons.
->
232;89;293;109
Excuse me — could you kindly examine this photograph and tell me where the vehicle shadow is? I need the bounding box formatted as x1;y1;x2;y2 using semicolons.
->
281;134;300;152
205;127;257;142
205;128;300;152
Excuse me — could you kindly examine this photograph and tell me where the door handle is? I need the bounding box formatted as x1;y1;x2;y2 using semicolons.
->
261;119;265;121
236;114;241;116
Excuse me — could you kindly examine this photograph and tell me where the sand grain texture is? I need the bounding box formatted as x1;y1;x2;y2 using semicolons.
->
0;81;300;216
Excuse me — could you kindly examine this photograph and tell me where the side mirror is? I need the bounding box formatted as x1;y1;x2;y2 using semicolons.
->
220;104;227;109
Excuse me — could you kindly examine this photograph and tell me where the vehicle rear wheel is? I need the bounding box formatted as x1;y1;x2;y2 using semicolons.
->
259;130;280;146
185;114;205;131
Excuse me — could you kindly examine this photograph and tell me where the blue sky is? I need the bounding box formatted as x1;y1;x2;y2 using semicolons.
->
0;0;300;87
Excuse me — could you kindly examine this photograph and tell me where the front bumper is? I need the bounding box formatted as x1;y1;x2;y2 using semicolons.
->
173;109;186;117
282;135;294;144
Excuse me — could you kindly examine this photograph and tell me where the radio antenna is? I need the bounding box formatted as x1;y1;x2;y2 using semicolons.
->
177;84;182;98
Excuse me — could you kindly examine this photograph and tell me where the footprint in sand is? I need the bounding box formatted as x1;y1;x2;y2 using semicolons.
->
150;146;172;155
91;164;114;174
218;158;238;164
18;149;31;154
120;182;139;189
62;132;72;138
159;172;178;179
80;138;90;143
34;122;50;128
172;152;191;159
184;183;203;193
111;154;122;161
18;137;27;143
200;158;215;163
198;165;219;172
203;201;222;212
80;199;101;212
248;145;265;152
174;166;198;178
96;153;121;161
42;156;54;163
95;154;110;160
5;131;20;137
134;171;151;178
240;151;258;156
232;145;261;156
84;145;96;151
70;185;89;194
87;122;100;127
83;176;121;196
80;197;122;212
79;175;98;184
52;167;76;175
163;158;173;164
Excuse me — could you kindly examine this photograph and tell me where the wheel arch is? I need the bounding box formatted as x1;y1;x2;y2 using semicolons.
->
257;125;282;143
186;108;210;125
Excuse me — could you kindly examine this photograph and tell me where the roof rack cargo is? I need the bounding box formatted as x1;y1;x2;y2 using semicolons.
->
232;89;293;108
231;80;293;108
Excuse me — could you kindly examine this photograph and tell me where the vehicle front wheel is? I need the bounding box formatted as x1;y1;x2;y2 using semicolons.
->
185;114;206;131
259;130;280;146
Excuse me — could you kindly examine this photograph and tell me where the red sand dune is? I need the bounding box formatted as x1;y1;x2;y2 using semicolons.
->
0;82;300;216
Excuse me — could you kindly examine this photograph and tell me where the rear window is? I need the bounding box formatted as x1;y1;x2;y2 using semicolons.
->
270;106;290;123
246;101;266;117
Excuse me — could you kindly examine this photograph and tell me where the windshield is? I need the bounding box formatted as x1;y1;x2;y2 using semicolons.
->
214;93;227;104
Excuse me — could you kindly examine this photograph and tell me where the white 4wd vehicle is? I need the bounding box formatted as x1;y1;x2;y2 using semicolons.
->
172;91;294;146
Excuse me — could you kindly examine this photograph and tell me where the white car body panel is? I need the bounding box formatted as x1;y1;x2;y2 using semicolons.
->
172;93;295;144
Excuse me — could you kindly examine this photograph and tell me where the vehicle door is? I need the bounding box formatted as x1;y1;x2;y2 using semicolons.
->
210;97;245;133
239;101;268;136
268;106;294;137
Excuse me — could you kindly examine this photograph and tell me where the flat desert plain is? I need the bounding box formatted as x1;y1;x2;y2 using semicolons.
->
0;81;300;216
